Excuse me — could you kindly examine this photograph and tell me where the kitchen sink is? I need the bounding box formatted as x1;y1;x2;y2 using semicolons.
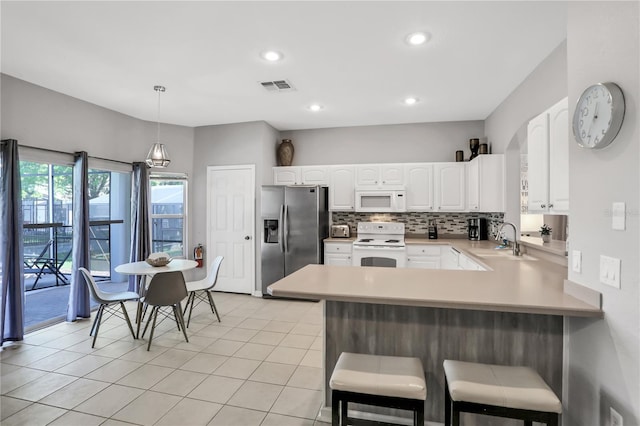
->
469;248;537;261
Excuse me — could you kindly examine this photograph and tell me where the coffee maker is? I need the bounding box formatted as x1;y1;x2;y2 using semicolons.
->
468;218;488;240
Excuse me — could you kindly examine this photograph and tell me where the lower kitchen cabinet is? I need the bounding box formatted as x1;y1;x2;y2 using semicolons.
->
406;245;443;269
324;241;353;266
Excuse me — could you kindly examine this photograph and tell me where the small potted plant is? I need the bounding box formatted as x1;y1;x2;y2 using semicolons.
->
540;224;552;243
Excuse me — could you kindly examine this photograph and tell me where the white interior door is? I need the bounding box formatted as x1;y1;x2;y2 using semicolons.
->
206;165;255;294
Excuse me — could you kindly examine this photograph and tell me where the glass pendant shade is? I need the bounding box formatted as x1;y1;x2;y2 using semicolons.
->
145;143;170;167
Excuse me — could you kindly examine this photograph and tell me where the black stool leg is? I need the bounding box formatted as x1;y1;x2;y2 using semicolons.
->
444;378;451;426
525;421;533;426
332;390;339;426
414;400;424;426
548;413;559;426
452;401;460;426
341;398;348;425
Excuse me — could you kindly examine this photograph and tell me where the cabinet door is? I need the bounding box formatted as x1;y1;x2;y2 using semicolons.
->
301;166;328;185
273;167;300;185
405;164;434;211
355;165;380;187
381;165;404;186
477;154;505;212
548;98;569;213
406;256;441;269
435;163;466;211
324;253;352;266
329;166;356;211
527;111;550;213
466;160;479;211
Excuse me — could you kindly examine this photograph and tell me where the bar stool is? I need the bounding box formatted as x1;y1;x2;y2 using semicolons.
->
330;352;427;426
443;360;561;426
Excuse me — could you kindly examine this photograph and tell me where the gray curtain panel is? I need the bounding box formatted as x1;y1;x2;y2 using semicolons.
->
1;139;25;344
67;151;91;321
128;162;151;292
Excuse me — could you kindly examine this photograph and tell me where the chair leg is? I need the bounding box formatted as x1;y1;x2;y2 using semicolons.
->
120;301;136;339
548;414;559;426
415;400;424;426
452;402;460;426
525;421;533;426
91;305;105;348
207;291;221;322
331;390;339;426
135;301;144;339
175;304;190;343
142;306;156;339
186;292;196;328
147;306;159;351
341;397;348;425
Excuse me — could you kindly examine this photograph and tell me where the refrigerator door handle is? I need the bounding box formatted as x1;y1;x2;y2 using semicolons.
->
283;204;289;253
278;204;285;253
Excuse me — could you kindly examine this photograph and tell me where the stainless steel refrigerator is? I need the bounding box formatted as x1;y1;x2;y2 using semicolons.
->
261;185;329;296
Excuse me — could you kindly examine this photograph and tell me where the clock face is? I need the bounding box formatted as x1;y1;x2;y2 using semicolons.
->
572;82;625;149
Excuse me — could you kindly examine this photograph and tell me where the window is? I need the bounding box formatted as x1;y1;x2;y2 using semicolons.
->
150;174;187;258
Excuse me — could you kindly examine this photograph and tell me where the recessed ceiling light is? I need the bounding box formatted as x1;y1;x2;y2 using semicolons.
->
308;104;324;112
261;50;283;62
404;97;419;105
405;32;430;46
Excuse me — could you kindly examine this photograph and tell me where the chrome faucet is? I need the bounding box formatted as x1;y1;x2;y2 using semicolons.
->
495;222;521;256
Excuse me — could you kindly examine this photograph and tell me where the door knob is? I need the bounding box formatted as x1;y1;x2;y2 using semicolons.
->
244;236;251;240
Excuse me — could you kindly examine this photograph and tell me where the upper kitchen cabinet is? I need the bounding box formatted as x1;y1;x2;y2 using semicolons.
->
527;97;569;214
355;164;404;187
467;154;505;212
405;163;434;211
273;166;328;186
434;162;466;211
329;165;355;211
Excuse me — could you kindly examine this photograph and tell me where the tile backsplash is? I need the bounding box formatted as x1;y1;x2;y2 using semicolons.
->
332;212;505;237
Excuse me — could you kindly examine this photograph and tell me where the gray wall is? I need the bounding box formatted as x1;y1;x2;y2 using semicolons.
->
565;2;639;425
484;41;568;228
280;120;484;165
192;121;278;293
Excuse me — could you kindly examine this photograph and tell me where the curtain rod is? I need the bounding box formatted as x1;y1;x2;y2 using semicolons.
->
18;143;133;166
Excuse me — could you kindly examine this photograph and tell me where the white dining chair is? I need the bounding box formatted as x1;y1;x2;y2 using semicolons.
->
79;267;139;348
183;256;224;327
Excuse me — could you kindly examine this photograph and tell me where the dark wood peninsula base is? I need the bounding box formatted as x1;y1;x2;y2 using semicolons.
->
323;301;564;425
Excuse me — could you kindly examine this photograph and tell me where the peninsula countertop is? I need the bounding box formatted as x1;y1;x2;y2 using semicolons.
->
269;239;602;318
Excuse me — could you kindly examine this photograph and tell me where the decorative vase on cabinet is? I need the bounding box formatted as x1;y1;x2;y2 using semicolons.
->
277;139;294;166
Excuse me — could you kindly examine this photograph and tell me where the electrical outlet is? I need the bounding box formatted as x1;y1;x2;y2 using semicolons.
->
600;255;621;289
611;407;623;426
572;250;582;273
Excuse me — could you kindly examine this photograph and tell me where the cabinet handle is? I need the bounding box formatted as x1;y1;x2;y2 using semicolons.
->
549;204;554;208
541;204;546;208
382;181;386;184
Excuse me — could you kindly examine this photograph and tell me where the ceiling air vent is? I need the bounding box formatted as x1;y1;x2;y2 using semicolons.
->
260;79;296;92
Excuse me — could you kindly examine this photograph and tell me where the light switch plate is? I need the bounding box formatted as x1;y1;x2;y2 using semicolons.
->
572;250;582;273
600;255;621;289
612;202;626;230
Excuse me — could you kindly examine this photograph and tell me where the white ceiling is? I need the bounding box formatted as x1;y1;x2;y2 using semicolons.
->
1;1;567;131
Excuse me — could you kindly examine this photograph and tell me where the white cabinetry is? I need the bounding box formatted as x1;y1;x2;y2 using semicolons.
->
356;164;404;187
324;241;353;266
458;253;485;271
527;97;569;214
466;155;505;212
405;164;434;211
273;166;328;186
406;244;442;269
329;166;355;211
434;163;466;211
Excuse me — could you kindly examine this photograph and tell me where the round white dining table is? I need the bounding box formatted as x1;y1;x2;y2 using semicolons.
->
115;259;198;276
115;259;197;337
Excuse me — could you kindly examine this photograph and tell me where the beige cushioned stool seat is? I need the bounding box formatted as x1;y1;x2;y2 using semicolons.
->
443;360;562;413
330;352;426;401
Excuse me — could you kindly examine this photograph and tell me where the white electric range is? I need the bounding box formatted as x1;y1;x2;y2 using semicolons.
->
352;222;406;267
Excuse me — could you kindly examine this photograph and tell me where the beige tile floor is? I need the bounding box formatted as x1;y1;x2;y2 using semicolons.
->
1;293;327;426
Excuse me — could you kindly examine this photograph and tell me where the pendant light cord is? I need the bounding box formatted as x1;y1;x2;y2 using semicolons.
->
154;85;165;143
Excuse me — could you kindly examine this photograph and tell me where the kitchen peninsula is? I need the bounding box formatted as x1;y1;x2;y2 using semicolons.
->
268;240;602;424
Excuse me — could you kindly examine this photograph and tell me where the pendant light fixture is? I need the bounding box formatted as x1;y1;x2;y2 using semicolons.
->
145;85;171;168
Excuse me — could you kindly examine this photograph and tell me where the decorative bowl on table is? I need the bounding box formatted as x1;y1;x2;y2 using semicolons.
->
146;252;173;267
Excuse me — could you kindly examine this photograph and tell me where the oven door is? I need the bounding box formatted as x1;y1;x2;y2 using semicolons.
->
351;245;406;268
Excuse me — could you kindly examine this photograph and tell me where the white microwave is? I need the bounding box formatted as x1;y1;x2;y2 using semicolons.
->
355;188;406;212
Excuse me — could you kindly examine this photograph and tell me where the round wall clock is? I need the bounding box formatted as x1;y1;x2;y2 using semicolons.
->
572;82;625;149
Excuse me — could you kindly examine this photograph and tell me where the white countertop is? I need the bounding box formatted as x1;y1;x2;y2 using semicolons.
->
270;239;602;318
